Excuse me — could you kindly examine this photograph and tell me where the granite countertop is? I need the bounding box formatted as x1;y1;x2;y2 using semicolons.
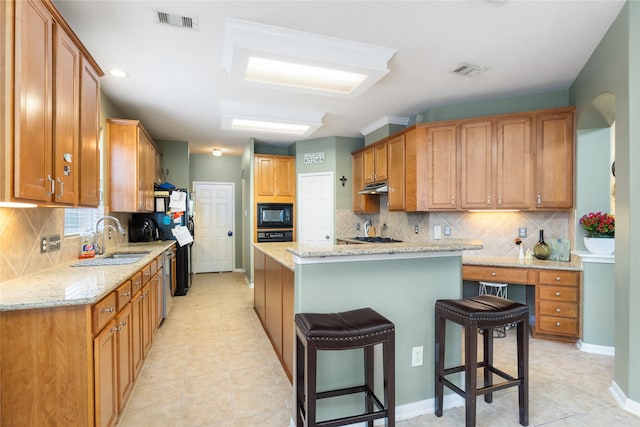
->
463;255;583;271
254;239;482;270
0;241;176;311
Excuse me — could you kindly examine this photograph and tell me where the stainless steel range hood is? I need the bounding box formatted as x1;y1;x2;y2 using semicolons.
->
358;182;388;195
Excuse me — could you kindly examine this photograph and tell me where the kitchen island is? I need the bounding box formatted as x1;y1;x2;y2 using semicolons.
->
253;239;482;421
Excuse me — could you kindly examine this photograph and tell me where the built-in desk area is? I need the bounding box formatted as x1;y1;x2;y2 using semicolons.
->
462;256;582;343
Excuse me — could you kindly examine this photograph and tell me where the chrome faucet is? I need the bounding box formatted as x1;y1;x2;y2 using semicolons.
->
95;216;126;255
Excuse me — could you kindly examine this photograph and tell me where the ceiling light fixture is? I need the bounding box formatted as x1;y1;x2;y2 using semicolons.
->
245;57;367;94
212;148;222;157
109;69;128;78
223;18;397;98
221;101;325;138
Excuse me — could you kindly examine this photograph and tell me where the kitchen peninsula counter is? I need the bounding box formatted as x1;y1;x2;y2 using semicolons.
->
253;238;482;420
0;240;175;311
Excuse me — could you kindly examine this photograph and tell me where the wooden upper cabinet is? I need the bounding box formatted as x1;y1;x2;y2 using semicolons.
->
534;109;574;209
5;0;103;206
387;135;405;210
363;142;388;184
254;154;295;202
460;117;532;210
404;127;428;211
460;121;493;209
352;151;379;214
78;56;101;207
14;0;54;202
496;116;532;209
426;124;458;210
53;24;80;205
108;118;158;212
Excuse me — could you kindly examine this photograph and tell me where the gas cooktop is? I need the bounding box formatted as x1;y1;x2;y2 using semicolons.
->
352;237;403;243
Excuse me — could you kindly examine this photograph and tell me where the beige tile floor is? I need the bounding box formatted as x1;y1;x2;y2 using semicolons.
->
117;272;640;427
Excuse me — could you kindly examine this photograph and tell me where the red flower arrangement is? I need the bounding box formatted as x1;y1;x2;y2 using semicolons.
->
579;212;614;238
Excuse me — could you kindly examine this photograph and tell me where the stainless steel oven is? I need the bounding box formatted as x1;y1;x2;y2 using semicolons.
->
257;229;293;242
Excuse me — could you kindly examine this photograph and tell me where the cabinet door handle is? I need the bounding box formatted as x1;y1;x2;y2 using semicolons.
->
451;197;455;207
102;307;114;313
497;196;502;207
110;326;121;332
122;292;131;297
120;320;127;327
555;292;561;297
56;177;64;200
537;194;542;207
487;196;491;207
47;175;55;197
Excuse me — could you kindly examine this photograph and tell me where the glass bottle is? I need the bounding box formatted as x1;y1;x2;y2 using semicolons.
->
533;229;551;260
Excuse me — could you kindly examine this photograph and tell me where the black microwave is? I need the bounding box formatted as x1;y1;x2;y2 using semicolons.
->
257;203;293;229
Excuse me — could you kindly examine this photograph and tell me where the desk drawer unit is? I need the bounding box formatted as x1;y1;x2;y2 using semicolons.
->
462;265;533;284
535;270;580;341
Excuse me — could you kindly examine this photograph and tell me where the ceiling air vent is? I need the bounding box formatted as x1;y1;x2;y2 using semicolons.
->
453;63;483;78
154;10;198;30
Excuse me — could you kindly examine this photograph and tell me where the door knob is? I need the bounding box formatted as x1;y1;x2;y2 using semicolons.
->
325;235;330;239
227;231;233;237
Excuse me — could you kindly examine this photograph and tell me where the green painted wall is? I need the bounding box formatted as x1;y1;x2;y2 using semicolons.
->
294;255;462;410
575;128;613;251
570;1;640;403
155;140;189;190
335;137;364;210
189;154;244;270
582;261;616;347
418;89;570;123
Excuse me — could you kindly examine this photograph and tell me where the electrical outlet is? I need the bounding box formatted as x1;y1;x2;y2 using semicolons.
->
414;224;419;234
411;346;424;367
443;225;451;236
518;227;527;238
48;234;61;252
433;225;442;240
40;237;47;253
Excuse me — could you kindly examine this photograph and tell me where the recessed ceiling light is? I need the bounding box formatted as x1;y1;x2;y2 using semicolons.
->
212;148;223;157
221;101;325;137
245;57;367;94
109;69;128;78
231;119;310;136
223;18;396;99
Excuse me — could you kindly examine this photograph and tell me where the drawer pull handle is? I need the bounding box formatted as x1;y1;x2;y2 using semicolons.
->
102;307;114;313
120;320;127;327
555;292;561;297
556;277;561;281
491;272;496;276
121;291;131;297
556;308;561;313
556;322;561;327
111;326;121;332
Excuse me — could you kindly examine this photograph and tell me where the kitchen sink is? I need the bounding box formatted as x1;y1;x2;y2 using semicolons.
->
70;250;151;267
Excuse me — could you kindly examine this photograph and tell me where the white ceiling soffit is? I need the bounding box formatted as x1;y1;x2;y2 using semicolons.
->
220;101;326;138
360;116;410;136
222;17;397;98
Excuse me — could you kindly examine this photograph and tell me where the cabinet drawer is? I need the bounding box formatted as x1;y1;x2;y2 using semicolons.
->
538;315;579;336
142;265;152;285
538;270;579;286
149;258;158;276
538;286;578;302
538;300;578;318
93;292;117;333
462;265;532;284
116;280;133;311
131;271;143;296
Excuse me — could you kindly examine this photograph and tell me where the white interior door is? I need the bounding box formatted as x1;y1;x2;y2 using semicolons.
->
193;182;234;273
298;172;334;244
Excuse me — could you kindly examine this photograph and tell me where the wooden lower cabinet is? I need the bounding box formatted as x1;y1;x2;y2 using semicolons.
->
0;256;166;427
253;249;295;382
462;265;581;342
94;319;119;427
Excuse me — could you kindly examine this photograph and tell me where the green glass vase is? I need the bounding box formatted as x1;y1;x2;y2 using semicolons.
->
533;230;551;260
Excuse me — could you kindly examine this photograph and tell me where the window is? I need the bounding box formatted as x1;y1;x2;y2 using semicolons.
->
64;207;104;236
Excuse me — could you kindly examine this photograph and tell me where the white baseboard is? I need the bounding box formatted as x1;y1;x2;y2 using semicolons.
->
244;275;253;288
234;268;245;273
577;340;615;356
610;381;640;417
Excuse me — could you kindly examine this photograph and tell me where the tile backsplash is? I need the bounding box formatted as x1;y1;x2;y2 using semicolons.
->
0;207;128;283
337;195;571;257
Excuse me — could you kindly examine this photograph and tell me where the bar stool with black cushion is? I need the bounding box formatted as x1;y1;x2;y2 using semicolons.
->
434;295;529;427
295;307;395;427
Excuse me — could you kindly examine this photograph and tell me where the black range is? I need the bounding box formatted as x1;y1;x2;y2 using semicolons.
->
351;236;403;243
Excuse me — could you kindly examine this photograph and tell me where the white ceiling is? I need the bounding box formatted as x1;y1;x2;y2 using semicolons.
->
52;0;625;156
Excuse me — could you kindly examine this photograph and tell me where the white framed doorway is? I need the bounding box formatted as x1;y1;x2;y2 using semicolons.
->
297;172;334;244
192;181;235;273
